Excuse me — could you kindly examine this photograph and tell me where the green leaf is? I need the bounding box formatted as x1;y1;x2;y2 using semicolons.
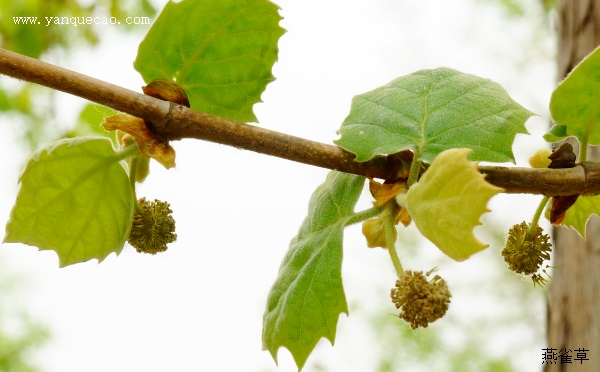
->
64;104;116;140
134;0;285;122
406;148;503;261
78;104;116;134
549;45;600;146
335;68;533;163
561;195;600;238
544;124;568;143
4;138;134;267
263;171;365;370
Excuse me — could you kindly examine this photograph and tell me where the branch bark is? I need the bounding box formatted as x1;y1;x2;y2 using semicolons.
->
0;47;597;196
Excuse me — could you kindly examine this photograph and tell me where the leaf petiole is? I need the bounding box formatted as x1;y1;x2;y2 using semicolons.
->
343;206;381;227
114;143;141;162
407;149;422;187
342;201;405;276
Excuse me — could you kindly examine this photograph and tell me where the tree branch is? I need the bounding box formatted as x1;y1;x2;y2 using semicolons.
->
0;48;597;196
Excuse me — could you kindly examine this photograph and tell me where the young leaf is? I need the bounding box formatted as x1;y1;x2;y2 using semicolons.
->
544;124;568;143
70;104;116;140
134;0;285;122
560;195;600;238
549;45;600;146
103;114;176;169
335;68;533;163
263;171;365;370
4;138;134;267
363;214;397;249
406;148;503;261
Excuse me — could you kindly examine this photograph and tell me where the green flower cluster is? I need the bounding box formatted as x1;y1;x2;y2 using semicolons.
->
502;221;552;286
390;270;451;329
128;198;177;254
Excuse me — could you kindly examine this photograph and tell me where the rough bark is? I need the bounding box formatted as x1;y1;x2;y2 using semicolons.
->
546;1;600;371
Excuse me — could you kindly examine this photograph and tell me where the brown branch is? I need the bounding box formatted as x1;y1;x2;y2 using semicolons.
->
0;48;598;196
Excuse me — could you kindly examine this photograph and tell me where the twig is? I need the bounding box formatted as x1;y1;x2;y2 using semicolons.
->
1;48;598;196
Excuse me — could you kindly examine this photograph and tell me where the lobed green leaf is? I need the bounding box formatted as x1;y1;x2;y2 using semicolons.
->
262;171;365;370
4;138;134;267
335;68;533;163
548;45;600;146
560;195;600;238
406;148;503;261
134;0;285;122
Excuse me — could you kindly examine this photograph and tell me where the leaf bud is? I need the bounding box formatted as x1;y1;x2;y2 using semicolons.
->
142;79;190;107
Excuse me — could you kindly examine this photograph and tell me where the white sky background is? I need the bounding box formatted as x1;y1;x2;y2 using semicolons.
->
0;0;556;371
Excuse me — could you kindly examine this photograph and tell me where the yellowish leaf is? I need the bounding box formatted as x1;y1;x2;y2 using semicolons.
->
406;148;503;261
102;114;176;169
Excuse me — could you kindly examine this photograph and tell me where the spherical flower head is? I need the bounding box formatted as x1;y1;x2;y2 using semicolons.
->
502;221;552;282
128;198;177;254
390;269;451;329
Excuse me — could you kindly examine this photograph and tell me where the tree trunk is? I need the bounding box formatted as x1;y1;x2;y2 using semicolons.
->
546;1;600;371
